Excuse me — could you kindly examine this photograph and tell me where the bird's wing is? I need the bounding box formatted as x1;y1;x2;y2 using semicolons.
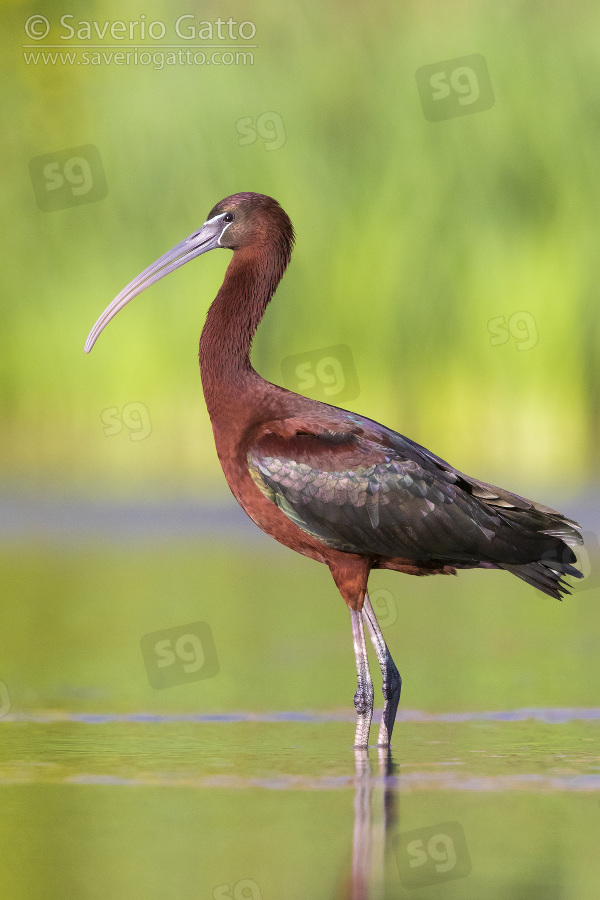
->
246;412;573;564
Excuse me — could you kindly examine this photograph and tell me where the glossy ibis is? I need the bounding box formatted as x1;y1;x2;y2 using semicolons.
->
85;192;583;747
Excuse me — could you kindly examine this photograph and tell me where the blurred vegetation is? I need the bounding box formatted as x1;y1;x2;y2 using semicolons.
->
1;0;599;499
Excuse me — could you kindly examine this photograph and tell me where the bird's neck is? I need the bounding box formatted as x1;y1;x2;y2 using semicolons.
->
198;244;289;421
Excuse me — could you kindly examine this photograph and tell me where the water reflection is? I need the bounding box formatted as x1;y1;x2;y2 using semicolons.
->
0;718;598;897
341;748;398;900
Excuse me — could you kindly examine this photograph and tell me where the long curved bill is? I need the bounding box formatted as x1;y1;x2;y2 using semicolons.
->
84;216;225;353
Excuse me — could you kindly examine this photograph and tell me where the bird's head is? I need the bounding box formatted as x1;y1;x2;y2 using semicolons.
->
205;192;294;252
84;192;293;353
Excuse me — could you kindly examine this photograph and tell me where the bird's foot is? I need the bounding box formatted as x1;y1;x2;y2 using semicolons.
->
353;722;372;749
376;668;401;747
353;684;374;748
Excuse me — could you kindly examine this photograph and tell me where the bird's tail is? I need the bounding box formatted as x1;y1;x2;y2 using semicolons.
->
499;560;582;600
498;522;584;600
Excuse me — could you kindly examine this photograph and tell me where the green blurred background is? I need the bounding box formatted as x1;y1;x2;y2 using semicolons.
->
2;3;600;899
2;0;600;497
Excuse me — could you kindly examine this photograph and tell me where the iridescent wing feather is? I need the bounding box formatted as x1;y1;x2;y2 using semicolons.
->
247;412;582;592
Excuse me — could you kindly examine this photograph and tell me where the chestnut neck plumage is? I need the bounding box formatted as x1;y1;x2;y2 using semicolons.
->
199;237;292;423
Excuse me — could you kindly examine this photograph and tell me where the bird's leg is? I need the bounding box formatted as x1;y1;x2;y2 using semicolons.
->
362;593;401;747
350;608;374;748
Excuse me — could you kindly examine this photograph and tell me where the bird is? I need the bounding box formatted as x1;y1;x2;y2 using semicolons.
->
85;191;583;748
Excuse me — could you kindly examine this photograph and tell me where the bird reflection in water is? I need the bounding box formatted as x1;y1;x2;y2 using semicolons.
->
337;747;398;900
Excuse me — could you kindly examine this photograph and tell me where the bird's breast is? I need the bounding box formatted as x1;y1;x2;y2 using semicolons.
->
208;425;330;565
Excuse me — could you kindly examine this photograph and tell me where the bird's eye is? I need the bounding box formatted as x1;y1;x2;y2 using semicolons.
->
222;213;234;223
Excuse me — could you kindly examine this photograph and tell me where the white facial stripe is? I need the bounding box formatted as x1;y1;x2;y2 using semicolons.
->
196;211;233;247
203;212;226;227
218;221;233;246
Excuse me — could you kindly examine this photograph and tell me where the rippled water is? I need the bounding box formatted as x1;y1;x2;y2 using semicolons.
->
1;520;599;898
0;714;598;899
